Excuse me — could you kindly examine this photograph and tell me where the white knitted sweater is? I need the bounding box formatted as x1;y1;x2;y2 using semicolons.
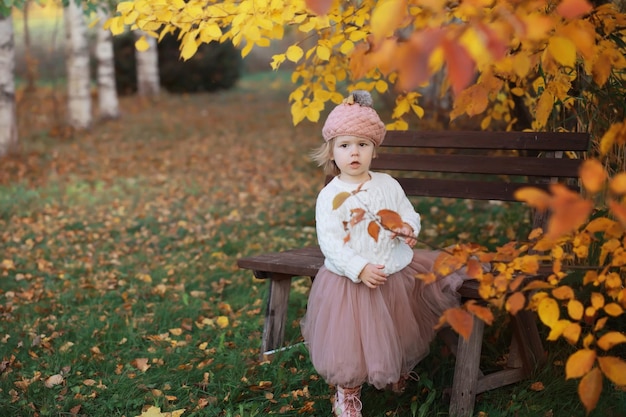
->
315;172;421;283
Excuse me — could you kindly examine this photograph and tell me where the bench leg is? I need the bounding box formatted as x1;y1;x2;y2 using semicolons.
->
260;277;292;360
449;317;484;417
511;310;545;373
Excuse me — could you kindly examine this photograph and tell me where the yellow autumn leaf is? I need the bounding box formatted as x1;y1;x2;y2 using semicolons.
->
286;45;304;63
567;299;584;320
591;292;605;309
547;319;571;341
535;90;555;129
579;159;607;194
578;367;602;414
594;317;608;332
597;331;626;351
316;45;331;61
538;297;560;328
340;40;354;55
552;285;574;300
216;316;229;328
548;36;577;67
180;36;198;61
563;322;582;344
332;192;351;210
585;217;620;235
135;35;151;52
597;356;626;386
370;0;407;42
565;349;596;379
117;1;135;14
599;122;622;155
604;302;624;317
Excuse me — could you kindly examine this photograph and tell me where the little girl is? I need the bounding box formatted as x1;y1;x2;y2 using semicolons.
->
300;90;466;417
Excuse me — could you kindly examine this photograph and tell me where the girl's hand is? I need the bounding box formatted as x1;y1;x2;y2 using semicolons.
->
392;223;417;247
359;264;387;289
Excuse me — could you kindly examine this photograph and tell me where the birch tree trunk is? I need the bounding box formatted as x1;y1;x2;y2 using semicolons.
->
134;31;160;96
0;12;18;157
64;0;91;129
95;8;119;119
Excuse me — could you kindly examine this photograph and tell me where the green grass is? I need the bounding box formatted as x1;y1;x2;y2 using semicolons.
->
1;73;625;417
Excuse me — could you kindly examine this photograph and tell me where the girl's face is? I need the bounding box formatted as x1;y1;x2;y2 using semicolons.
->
332;135;375;183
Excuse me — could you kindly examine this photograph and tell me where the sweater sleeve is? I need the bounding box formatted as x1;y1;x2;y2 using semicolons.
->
315;187;369;283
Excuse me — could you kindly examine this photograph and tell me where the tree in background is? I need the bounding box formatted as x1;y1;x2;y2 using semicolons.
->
95;3;119;119
134;29;159;96
64;0;91;129
0;4;17;157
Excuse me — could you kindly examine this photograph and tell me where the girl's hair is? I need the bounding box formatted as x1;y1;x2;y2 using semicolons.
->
311;139;340;176
311;138;377;177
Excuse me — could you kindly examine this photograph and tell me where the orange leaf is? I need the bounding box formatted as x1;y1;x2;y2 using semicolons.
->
415;271;437;284
566;349;596;379
465;301;494;326
131;358;151;372
305;0;334;15
597;332;626;351
506;292;526;316
609;172;626;194
442;38;475;95
556;0;593;19
563;322;582;344
597;356;626;386
465;258;483;280
546;184;593;239
552;285;575;300
444;307;474;340
368;221;380;242
579;159;607;194
377;209;403;230
514;187;551;211
578;367;602;414
350;208;366;226
608;199;626;226
567;299;584;320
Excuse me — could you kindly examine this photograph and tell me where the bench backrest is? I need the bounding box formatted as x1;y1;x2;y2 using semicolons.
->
360;130;590;201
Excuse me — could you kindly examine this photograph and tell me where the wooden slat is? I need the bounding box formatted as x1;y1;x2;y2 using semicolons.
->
396;177;576;201
372;153;583;177
237;247;324;278
383;130;590;151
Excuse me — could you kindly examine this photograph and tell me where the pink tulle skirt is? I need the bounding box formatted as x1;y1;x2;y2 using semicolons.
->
300;249;465;390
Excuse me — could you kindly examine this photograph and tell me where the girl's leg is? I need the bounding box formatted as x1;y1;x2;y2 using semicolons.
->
333;385;363;417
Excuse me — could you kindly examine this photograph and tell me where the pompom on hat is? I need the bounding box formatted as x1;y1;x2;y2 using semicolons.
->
322;90;386;146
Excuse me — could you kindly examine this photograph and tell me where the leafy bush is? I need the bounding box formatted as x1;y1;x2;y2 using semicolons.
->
112;32;242;95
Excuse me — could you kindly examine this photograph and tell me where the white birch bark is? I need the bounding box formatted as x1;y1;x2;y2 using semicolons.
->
95;8;119;119
64;0;91;129
0;13;17;156
134;31;159;96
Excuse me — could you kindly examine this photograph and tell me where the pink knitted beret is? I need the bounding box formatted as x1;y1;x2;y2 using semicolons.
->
322;90;386;146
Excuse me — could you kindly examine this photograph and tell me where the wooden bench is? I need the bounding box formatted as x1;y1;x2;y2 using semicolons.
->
237;130;590;417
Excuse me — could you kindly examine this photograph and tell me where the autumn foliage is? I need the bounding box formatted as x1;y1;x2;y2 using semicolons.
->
107;0;626;412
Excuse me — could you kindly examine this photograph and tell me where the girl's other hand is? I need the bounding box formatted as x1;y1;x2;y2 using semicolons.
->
392;223;417;248
359;264;387;289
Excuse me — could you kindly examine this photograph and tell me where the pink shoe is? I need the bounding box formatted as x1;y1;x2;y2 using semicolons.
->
333;386;362;417
388;371;420;394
